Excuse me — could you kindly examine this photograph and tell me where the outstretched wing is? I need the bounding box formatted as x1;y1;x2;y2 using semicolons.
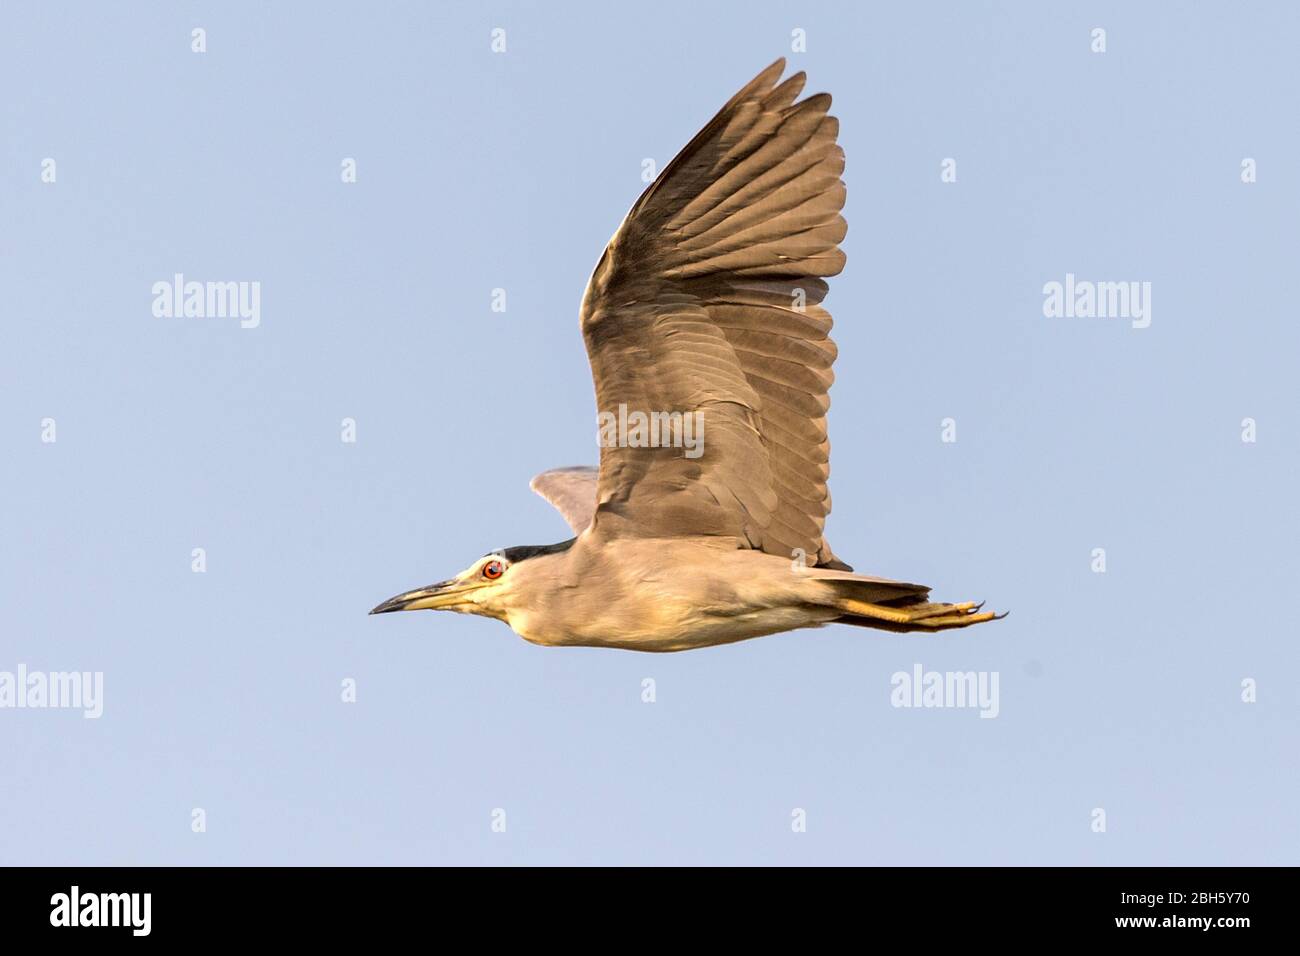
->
529;466;599;534
580;59;848;568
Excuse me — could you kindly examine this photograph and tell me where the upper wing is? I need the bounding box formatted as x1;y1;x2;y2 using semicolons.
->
529;466;599;534
579;59;848;568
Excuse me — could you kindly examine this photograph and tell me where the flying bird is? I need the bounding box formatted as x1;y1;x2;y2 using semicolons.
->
371;60;1004;651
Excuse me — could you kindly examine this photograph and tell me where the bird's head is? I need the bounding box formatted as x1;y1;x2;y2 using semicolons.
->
369;540;574;621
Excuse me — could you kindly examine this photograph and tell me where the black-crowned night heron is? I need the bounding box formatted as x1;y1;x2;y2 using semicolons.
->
371;60;1004;652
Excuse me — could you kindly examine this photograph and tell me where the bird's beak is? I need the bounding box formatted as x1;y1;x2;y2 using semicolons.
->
369;579;474;614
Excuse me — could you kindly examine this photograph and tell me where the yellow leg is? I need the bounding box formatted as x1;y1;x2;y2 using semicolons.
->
901;601;984;620
836;597;1004;631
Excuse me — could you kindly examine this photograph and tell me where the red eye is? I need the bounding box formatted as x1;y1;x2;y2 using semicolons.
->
482;560;504;580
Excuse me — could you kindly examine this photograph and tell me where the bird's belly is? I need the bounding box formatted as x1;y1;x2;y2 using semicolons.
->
510;601;837;653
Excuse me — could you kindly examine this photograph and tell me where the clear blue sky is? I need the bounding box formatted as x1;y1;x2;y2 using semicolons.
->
2;1;1297;865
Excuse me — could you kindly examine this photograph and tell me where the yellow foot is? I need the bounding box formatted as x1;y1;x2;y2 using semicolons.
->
836;597;1006;631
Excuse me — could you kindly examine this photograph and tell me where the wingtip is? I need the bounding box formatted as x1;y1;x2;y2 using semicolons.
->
750;57;788;90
